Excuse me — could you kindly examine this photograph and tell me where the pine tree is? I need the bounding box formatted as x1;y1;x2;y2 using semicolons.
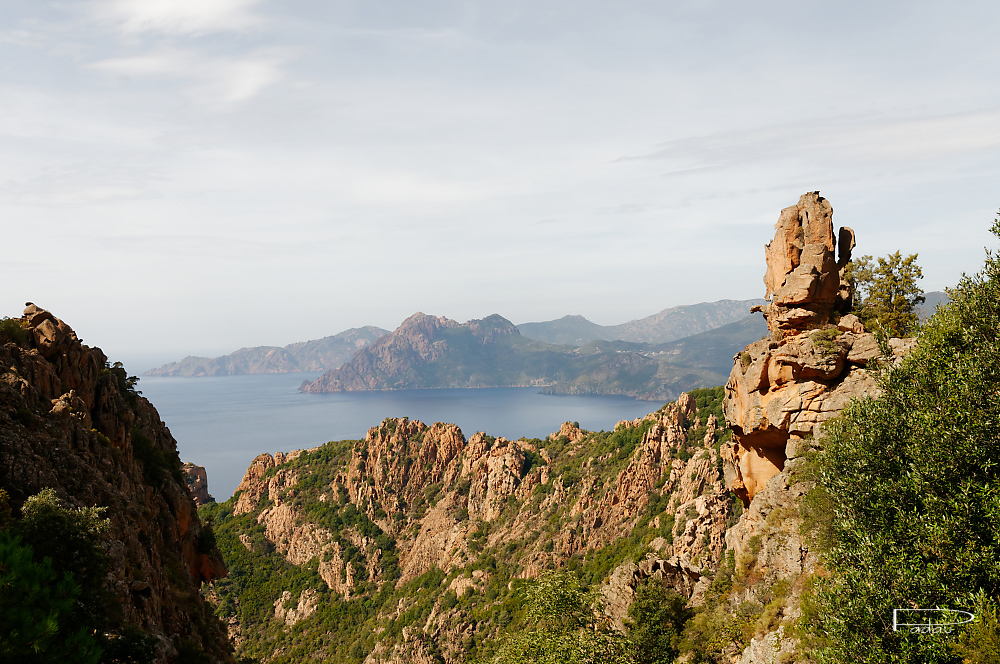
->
845;251;926;336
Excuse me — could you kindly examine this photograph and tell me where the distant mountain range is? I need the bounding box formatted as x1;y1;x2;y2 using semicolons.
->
515;299;765;345
144;326;389;377
146;299;765;378
300;311;768;401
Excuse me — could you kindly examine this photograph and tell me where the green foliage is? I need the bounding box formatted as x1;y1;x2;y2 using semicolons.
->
0;489;156;664
0;316;28;345
100;361;142;409
16;488;111;625
810;327;841;356
98;626;158;664
845;251;926;336
950;591;1000;664
626;579;692;664
481;571;633;664
130;429;184;487
804;220;1000;663
687;386;726;422
593;420;656;462
0;530;101;664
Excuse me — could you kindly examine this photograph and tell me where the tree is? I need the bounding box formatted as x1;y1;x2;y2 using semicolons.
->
15;488;112;629
625;579;692;664
804;219;1000;663
845;251;926;336
483;571;633;664
0;533;102;664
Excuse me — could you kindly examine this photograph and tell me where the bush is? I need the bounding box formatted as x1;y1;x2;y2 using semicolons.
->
0;316;27;345
804;219;1000;663
0;530;101;664
626;579;692;664
480;571;633;664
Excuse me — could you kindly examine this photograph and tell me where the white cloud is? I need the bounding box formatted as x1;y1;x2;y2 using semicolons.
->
89;47;290;103
94;0;265;35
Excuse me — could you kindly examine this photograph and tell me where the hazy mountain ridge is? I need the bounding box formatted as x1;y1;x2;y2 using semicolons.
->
300;312;767;400
144;326;389;377
517;298;765;345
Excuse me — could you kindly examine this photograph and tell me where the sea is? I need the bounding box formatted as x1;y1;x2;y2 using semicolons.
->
138;373;664;501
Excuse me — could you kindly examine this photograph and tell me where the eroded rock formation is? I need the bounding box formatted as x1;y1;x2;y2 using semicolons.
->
722;193;915;506
182;462;214;506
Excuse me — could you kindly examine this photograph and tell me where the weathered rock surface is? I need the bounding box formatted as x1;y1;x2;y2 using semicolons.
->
756;192;854;336
723;193;914;505
182;463;214;505
0;304;233;663
222;393;735;662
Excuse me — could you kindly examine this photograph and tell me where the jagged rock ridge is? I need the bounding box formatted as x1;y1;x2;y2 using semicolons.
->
300;312;753;400
202;390;737;662
0;303;234;663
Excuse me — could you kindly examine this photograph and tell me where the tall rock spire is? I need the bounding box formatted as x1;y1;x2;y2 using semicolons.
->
755;192;854;336
723;193;911;505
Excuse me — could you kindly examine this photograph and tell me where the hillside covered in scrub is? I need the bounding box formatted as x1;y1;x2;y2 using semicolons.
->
199;388;738;663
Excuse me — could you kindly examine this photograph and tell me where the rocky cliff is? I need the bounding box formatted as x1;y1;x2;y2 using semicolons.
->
199;388;737;663
0;304;234;663
715;192;915;663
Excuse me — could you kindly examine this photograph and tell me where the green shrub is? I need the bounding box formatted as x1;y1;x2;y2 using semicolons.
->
0;316;27;345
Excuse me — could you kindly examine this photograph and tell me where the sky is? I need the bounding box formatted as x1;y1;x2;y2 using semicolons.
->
2;0;999;373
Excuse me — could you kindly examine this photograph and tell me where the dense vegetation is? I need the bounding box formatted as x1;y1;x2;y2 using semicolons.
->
0;489;158;664
804;220;1000;663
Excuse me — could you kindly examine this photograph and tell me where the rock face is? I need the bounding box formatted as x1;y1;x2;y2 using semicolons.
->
756;192;854;336
183;463;214;506
0;304;233;663
300;313;522;393
723;193;914;505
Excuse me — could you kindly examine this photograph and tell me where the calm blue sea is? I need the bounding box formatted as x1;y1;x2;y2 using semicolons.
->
138;374;663;500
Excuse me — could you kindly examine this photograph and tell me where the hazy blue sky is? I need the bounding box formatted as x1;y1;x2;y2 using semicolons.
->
2;0;999;371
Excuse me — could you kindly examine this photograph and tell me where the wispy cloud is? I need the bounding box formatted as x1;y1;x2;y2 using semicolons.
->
93;0;265;36
621;109;1000;170
89;47;292;103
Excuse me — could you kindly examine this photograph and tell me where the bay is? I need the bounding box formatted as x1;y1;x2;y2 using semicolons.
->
139;373;665;500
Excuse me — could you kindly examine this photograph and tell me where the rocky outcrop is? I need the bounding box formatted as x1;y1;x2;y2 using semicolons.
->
274;588;320;627
0;304;233;663
182;463;213;505
756;192;853;336
719;194;918;664
723;193;915;505
602;554;706;630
